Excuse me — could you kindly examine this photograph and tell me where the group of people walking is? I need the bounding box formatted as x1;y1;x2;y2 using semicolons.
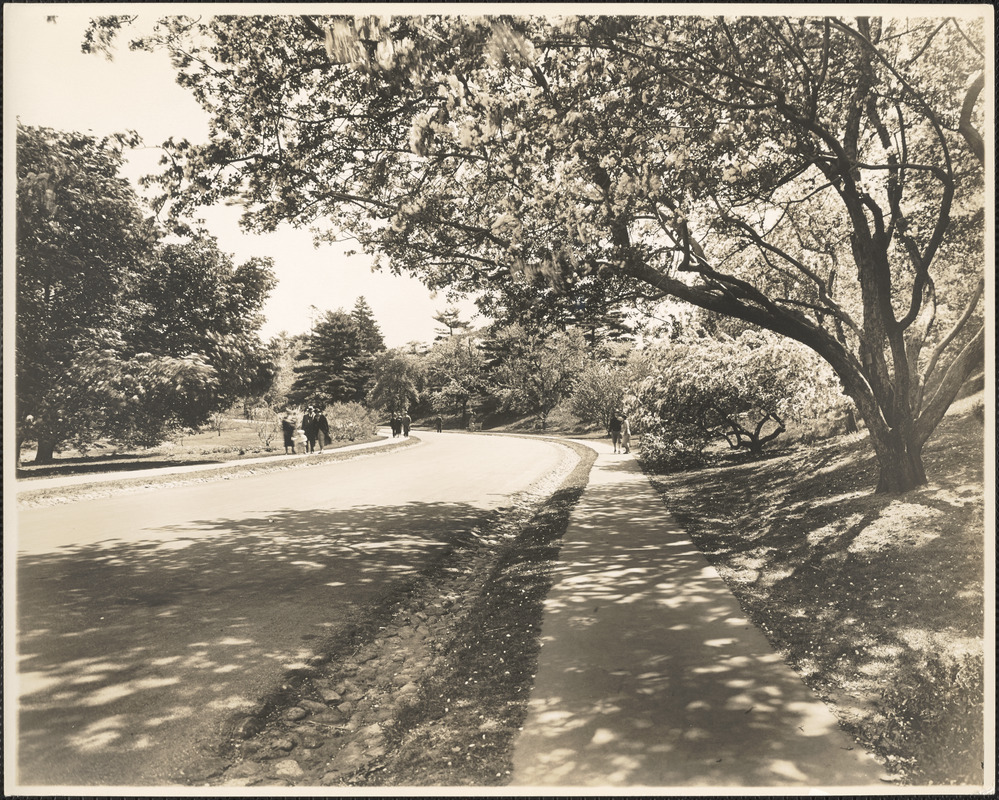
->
281;406;331;455
609;411;631;454
280;406;629;455
390;411;412;438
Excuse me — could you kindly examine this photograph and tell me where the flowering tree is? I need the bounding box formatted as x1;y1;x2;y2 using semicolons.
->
92;12;987;491
635;330;850;458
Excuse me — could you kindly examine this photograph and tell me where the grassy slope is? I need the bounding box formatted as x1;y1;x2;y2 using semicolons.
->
642;398;987;786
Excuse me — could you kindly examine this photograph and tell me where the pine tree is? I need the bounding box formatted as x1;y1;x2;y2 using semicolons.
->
289;299;387;407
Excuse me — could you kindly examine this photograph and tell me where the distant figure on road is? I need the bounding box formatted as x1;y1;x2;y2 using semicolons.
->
281;414;296;454
435;414;443;432
314;407;331;453
609;413;623;453
402;412;412;437
302;406;319;453
620;414;631;454
390;413;401;438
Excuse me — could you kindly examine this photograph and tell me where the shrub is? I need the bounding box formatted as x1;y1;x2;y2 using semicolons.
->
637;424;710;473
327;402;379;441
250;406;280;449
630;330;851;464
872;648;984;784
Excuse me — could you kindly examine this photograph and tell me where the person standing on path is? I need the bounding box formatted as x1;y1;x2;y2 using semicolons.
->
609;413;623;453
402;411;412;437
314;407;331;453
435;414;443;433
390;413;401;438
302;407;318;453
281;413;296;454
620;414;632;454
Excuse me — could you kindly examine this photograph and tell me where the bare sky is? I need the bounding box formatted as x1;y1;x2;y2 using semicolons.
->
4;4;482;347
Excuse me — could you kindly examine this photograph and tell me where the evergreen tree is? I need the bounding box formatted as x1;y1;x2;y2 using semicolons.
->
289;299;386;407
351;296;386;353
432;307;472;339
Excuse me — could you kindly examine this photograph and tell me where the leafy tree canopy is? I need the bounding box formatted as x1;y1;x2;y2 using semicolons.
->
17;124;277;461
367;348;425;412
484;324;588;429
424;331;486;419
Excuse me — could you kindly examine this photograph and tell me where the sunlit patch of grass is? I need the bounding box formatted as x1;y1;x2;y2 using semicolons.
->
643;405;985;786
806;513;866;547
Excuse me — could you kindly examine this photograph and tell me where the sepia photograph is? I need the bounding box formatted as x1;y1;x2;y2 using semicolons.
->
3;3;993;795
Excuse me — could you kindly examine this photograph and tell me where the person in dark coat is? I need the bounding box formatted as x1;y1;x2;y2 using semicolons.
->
390;413;401;437
435;414;443;432
402;411;412;437
302;406;319;453
609;412;623;453
281;413;296;454
314;407;331;453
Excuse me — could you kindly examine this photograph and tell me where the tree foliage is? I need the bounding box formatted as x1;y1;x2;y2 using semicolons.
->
16;124;275;461
424;332;486;419
569;343;642;432
634;330;850;462
484;325;588;429
367;348;425;411
96;12;988;491
289;299;386;407
128;235;278;410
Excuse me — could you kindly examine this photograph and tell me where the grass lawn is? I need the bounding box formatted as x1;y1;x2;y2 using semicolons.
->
643;396;987;786
16;417;382;481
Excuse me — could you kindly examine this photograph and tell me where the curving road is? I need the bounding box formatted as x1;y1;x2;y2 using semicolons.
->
13;432;570;788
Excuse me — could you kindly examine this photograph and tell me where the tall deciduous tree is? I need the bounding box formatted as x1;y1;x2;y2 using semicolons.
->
128;234;277;410
367;348;424;411
570;342;644;432
485;324;587;429
16;124;276;461
425;332;486;421
96;12;987;491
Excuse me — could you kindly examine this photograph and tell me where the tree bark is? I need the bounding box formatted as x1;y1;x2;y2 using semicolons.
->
34;436;57;464
868;424;927;494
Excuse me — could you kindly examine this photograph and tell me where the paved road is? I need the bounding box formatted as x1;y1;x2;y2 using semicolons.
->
13;433;567;788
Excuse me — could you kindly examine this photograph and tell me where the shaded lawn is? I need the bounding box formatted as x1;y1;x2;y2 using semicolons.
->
643;407;986;786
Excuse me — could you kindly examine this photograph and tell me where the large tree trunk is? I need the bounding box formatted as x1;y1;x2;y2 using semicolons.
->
34;436;57;464
867;423;927;494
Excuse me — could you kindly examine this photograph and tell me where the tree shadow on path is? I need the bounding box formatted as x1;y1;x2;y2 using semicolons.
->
16;500;491;786
512;456;883;788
